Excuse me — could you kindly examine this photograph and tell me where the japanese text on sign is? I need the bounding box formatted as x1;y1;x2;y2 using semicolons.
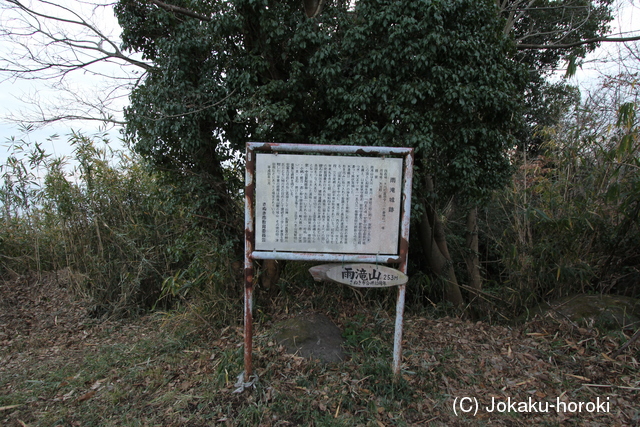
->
255;154;403;254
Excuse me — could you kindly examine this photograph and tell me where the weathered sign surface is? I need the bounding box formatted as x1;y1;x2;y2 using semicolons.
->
310;263;408;288
255;153;403;254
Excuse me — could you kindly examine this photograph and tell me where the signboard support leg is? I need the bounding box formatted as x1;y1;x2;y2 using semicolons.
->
243;260;254;380
392;284;406;377
243;144;255;384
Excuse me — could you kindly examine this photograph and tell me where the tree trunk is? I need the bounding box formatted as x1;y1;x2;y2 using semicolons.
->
260;259;284;292
464;206;482;293
420;175;464;308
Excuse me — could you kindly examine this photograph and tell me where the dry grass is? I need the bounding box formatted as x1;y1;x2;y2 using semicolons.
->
1;272;638;426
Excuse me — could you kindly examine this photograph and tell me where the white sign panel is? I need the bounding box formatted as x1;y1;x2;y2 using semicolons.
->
255;153;403;254
328;264;408;287
309;263;409;287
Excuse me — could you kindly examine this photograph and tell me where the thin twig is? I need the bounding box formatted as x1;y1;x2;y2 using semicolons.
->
582;384;640;391
458;283;507;304
612;328;640;358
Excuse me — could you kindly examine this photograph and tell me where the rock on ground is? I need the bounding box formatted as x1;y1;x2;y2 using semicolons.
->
273;312;345;363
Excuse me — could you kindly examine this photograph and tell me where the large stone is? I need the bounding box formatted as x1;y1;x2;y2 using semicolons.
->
539;294;640;330
273;313;345;363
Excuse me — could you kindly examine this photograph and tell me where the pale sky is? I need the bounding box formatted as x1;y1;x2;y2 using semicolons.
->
0;0;132;165
566;0;640;92
1;0;639;167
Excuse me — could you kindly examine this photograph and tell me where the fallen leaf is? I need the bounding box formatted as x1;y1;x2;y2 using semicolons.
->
76;390;96;402
566;374;590;381
90;380;104;390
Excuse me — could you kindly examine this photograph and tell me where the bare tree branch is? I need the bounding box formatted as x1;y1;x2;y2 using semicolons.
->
148;0;211;21
1;0;152;75
499;0;536;36
0;0;151;127
518;34;640;50
497;1;615;48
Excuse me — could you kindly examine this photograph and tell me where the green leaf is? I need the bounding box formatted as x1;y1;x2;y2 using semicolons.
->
564;55;578;78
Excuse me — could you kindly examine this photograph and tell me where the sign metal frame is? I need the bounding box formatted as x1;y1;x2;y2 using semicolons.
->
244;142;414;382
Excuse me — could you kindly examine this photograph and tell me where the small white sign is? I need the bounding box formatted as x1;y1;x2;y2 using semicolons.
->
255;153;403;254
326;263;408;288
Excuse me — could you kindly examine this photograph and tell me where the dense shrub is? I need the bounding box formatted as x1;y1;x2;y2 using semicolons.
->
3;74;639;322
1;131;240;320
484;75;640;313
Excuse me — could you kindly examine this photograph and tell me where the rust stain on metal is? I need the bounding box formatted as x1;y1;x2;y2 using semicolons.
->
254;142;275;152
398;238;409;269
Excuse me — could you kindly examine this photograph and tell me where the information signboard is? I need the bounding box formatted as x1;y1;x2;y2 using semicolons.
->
255;154;403;254
243;143;414;385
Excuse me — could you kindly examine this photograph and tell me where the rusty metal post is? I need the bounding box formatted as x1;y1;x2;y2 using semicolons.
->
392;148;414;377
244;264;254;378
393;284;406;377
244;145;256;380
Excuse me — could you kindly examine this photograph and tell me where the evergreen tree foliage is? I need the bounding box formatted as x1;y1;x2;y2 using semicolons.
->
116;0;527;212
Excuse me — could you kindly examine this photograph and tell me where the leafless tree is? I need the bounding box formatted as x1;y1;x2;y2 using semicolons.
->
0;0;151;127
498;0;640;50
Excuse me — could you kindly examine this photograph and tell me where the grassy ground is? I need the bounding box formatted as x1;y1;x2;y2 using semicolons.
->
1;272;638;426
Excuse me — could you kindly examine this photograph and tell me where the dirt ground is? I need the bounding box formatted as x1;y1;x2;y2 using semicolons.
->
0;271;164;426
0;270;154;373
1;271;639;426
